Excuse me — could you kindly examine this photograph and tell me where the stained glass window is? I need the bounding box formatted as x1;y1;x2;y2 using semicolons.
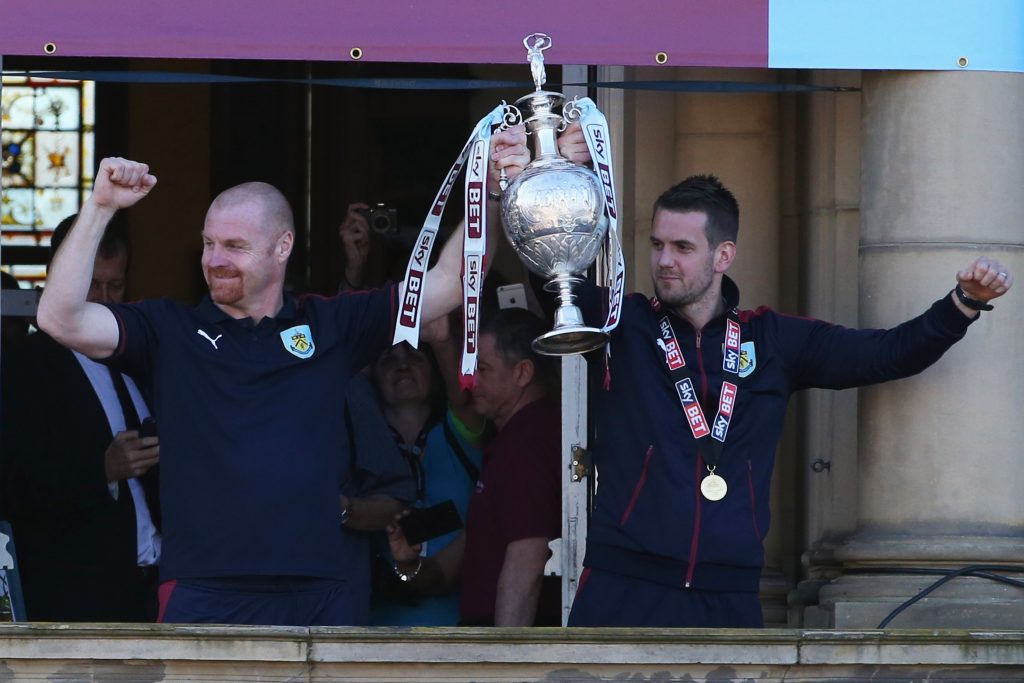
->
1;76;95;287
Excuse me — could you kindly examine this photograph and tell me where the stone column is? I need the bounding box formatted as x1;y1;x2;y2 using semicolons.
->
818;70;1024;628
787;70;863;628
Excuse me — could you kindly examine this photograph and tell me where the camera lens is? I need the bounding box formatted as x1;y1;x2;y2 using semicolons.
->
371;213;391;233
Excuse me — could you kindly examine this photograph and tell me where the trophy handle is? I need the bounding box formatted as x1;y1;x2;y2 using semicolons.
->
499;102;523;131
562;97;583;132
496;103;525;191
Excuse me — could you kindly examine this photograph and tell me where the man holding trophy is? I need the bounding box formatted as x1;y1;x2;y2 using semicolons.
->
527;132;1011;628
462;34;1014;628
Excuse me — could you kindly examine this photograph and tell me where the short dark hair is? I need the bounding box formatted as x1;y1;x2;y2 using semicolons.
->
49;213;131;267
479;307;554;381
654;174;739;247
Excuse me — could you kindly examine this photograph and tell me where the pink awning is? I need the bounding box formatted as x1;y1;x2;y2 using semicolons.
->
2;0;1021;73
0;0;768;67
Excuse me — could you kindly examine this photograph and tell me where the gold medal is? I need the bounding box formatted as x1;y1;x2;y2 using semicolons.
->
700;473;728;501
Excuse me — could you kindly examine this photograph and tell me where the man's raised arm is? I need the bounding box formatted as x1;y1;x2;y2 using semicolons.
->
418;126;528;325
37;157;156;358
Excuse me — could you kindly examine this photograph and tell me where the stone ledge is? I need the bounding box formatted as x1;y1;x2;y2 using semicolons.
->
2;625;1024;682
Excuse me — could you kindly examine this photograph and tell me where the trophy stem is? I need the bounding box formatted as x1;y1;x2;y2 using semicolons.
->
552;275;578;309
532;275;609;356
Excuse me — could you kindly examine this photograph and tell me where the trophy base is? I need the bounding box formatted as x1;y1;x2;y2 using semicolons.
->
532;326;608;356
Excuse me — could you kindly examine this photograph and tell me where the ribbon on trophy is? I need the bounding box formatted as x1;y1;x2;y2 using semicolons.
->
392;102;504;349
569;97;626;379
459;123;491;390
393;102;509;388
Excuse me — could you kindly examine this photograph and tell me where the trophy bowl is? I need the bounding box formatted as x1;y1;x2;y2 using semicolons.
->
502;134;609;354
501;86;610;356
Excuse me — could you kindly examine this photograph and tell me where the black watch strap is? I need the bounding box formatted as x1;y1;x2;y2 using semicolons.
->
954;284;993;311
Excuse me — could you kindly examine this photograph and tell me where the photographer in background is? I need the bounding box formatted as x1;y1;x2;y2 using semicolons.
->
338;201;403;292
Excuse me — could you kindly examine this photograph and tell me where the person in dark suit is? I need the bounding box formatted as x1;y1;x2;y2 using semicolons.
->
0;215;161;622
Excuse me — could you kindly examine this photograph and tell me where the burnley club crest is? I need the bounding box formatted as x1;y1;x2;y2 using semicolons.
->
280;325;315;359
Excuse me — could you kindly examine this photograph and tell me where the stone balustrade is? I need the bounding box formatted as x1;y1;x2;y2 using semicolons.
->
3;624;1024;681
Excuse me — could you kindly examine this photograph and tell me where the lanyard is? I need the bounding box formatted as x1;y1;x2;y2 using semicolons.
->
388;424;431;503
650;300;745;499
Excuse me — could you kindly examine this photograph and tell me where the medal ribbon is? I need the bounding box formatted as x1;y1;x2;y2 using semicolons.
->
711;319;742;443
652;305;746;467
393;104;506;353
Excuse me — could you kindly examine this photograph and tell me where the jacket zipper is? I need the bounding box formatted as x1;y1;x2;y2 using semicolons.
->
695;329;709;405
685;329;707;588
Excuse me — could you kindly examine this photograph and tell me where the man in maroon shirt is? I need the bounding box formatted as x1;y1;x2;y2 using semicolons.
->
388;308;562;626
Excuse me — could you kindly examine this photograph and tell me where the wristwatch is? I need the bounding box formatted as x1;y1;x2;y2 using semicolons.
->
393;557;423;582
953;284;993;311
339;498;354;526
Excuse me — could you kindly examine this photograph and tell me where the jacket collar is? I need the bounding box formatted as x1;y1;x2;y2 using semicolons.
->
653;274;741;333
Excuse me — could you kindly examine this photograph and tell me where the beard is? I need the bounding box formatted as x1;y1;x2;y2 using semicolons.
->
652;257;715;309
206;266;244;305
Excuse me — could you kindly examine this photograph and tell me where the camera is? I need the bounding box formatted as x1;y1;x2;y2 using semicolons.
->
357;203;398;235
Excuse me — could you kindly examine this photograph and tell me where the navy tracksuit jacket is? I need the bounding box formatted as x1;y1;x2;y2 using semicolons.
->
571;276;974;623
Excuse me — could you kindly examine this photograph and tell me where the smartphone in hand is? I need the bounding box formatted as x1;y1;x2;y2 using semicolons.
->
139;417;158;439
398;500;463;546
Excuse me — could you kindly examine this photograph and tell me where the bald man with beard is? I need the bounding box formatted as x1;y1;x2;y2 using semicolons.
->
37;136;528;626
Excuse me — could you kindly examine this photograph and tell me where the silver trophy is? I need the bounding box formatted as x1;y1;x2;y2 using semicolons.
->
501;33;610;356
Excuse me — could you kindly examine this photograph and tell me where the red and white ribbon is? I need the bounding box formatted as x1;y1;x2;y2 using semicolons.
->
393;104;505;354
459;128;492;390
572;97;625;337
